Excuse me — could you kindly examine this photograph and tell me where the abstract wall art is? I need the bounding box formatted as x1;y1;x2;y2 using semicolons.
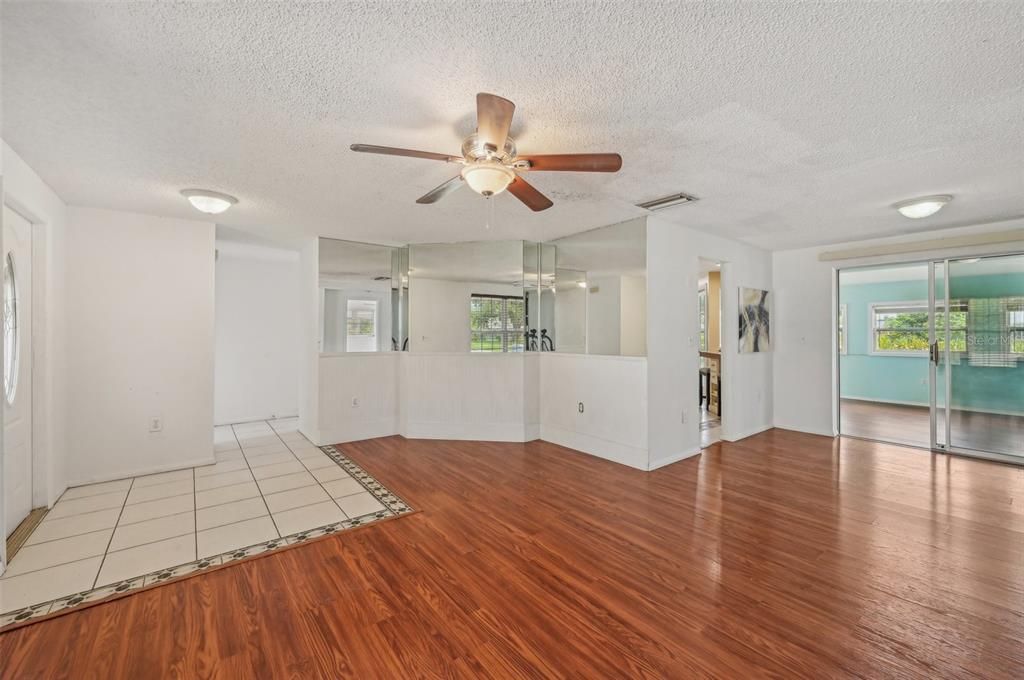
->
738;287;771;353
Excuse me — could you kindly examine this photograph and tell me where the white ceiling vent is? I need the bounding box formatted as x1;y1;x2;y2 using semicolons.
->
635;192;699;211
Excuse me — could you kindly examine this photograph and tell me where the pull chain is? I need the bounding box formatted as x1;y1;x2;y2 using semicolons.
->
485;195;494;230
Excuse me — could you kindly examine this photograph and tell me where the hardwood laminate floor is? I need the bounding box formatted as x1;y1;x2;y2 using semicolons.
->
2;430;1023;678
841;398;1024;456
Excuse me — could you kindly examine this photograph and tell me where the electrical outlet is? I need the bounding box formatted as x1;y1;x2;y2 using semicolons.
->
352;397;359;408
149;417;163;433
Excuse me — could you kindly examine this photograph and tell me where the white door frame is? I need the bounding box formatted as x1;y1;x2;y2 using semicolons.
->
834;251;1024;466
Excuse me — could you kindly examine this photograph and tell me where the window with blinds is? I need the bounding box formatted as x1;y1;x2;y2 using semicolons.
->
966;297;1024;366
470;294;525;352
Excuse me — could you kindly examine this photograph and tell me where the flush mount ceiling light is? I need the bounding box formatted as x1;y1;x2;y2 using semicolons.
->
893;195;951;219
181;189;238;215
350;92;622;212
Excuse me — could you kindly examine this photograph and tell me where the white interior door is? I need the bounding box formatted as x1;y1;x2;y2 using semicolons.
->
3;205;33;538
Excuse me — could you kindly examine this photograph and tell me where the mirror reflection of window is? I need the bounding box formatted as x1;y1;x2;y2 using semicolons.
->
318;238;405;353
470;294;525;352
346;299;378;352
407;241;525;353
548;218;647;357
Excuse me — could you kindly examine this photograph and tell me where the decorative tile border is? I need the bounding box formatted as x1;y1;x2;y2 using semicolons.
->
1;445;413;632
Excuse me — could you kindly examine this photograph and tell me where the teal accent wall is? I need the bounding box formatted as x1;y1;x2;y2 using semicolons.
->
839;272;1024;414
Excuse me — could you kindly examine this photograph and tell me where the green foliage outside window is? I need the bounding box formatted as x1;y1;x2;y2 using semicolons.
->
470;295;525;352
874;306;967;352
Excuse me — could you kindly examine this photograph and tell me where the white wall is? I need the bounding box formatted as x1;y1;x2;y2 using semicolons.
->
214;240;300;425
408;278;522;352
771;248;836;436
400;353;538;441
2;142;69;517
772;219;1024;438
318;353;399;444
646;216;774;466
64;207;216;484
540;353;648;469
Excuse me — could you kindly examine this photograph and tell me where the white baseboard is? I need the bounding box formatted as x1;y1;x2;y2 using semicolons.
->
648;447;702;470
319;418;399;445
524;423;541;441
404;421;533;442
722;423;774;443
772;423;835;438
66;455;217;488
215;411;299;427
539;424;648;470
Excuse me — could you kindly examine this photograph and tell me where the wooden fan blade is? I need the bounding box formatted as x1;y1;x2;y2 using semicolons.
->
350;144;461;163
507;175;553;212
416;176;463;204
518;153;622;172
476;93;515;152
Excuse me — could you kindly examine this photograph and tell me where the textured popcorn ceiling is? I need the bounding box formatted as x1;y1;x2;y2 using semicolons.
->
2;2;1022;249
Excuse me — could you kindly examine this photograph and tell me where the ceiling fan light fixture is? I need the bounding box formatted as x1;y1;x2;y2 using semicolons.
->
181;189;238;214
893;194;952;219
461;162;515;197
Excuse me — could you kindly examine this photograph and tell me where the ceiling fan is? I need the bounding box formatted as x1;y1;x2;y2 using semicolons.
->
350;93;622;212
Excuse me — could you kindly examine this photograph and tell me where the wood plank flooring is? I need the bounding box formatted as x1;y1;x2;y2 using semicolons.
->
841;397;1024;455
2;430;1023;678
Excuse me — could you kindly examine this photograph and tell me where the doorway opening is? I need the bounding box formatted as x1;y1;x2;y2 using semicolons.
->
213;230;302;428
837;253;1024;463
698;258;722;448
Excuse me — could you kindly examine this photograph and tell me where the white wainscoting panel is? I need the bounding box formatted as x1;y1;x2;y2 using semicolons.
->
539;353;649;469
524;353;541;441
401;353;536;442
317;353;400;445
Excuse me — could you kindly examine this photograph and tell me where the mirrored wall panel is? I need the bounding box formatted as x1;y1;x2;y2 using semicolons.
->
549;217;647;356
318;238;407;353
523;242;556;351
408;241;525;352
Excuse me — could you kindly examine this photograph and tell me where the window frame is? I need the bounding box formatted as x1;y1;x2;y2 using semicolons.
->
868;300;967;357
345;298;379;353
698;286;708;352
470;293;525;353
1006;301;1024;355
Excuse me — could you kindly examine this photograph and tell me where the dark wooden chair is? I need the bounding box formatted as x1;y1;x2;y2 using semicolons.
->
699;367;711;408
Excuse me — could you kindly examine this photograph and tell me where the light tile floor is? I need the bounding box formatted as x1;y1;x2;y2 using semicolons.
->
700;406;722;448
0;418;391;617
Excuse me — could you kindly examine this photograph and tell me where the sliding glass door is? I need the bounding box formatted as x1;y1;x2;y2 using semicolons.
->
838;263;932;448
841;254;1024;463
931;254;1024;460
